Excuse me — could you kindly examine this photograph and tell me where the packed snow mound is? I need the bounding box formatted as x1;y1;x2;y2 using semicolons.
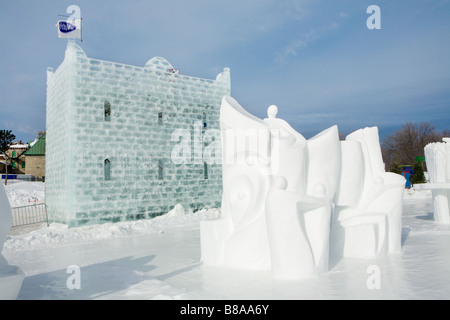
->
4;205;221;252
4;181;45;207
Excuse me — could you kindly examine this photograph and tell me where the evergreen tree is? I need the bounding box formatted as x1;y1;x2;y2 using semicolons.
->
410;161;426;184
0;129;16;185
389;162;402;174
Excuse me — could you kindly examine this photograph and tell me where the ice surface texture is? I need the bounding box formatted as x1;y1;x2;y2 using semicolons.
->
46;41;230;227
0;183;24;299
415;138;450;224
201;96;405;279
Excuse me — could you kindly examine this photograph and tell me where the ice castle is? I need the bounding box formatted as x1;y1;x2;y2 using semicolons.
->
46;40;230;226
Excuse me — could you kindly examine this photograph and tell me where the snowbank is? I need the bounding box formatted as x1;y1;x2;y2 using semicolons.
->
4;204;220;252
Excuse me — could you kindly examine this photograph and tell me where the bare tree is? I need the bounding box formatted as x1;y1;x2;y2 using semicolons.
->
381;122;442;171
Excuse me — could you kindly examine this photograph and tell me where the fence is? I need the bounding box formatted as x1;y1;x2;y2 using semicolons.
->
11;203;48;227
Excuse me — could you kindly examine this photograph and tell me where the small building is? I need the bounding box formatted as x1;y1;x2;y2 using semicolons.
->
1;141;28;176
22;133;46;180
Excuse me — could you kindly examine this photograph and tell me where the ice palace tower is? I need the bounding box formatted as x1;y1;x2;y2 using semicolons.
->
46;40;230;227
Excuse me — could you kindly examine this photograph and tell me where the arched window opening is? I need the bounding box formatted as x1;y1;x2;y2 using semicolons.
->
158;107;163;125
104;159;111;180
202;112;207;128
158;159;164;180
104;101;111;121
203;162;208;180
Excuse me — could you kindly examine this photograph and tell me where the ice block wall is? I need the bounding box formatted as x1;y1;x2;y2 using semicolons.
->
46;40;230;226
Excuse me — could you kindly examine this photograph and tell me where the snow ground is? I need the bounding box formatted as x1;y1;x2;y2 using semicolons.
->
3;180;45;207
2;182;450;300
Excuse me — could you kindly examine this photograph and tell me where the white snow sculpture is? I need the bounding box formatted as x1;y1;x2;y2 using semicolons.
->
0;183;24;299
201;96;405;278
331;127;406;258
414;138;450;224
264;107;339;279
265;177;333;279
201;96;339;278
200;95;272;270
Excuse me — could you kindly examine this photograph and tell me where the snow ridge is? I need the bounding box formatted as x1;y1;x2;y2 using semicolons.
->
4;204;220;252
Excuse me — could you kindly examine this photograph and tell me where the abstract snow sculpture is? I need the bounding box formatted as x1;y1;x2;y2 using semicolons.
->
415;138;450;224
307;126;341;201
264;108;338;279
265;176;332;279
331;127;405;258
201;96;405;276
201;96;337;278
0;183;24;299
201;95;272;269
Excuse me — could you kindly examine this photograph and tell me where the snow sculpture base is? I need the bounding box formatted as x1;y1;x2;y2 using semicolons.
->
201;95;405;279
414;138;450;224
0;183;24;299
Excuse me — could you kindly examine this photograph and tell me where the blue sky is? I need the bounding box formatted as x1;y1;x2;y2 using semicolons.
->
0;0;449;143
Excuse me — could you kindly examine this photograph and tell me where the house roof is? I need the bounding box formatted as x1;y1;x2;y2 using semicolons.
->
10;144;28;149
23;133;46;156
